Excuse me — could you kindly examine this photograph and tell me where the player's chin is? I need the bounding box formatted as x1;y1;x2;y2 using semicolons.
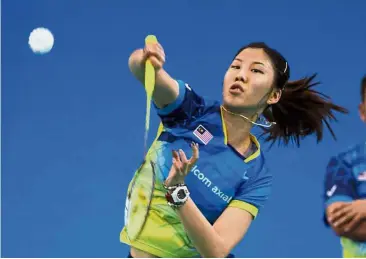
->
223;94;245;107
222;98;247;113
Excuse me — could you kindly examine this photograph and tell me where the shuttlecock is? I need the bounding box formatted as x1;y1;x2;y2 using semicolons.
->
28;27;54;54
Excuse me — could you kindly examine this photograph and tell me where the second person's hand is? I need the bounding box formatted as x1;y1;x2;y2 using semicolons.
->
328;200;366;232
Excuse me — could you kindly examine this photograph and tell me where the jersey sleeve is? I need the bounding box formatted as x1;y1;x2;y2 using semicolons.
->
323;156;357;225
228;171;272;219
154;80;206;128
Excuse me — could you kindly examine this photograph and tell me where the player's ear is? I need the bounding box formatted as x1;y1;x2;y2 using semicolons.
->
359;103;366;122
267;88;282;105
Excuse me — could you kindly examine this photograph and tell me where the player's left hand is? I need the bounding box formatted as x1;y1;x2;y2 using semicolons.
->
328;200;366;232
164;142;199;187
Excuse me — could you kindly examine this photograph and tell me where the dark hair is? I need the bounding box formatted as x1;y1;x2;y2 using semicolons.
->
234;42;349;147
361;75;366;102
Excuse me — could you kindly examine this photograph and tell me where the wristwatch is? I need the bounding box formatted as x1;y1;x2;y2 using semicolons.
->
164;184;190;208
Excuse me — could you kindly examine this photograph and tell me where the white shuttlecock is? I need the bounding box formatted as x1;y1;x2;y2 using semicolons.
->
28;27;54;54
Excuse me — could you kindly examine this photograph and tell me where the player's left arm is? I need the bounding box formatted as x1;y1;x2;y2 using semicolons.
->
175;170;271;258
176;199;253;258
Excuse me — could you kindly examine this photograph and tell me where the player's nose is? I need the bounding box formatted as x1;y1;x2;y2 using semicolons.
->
235;70;248;83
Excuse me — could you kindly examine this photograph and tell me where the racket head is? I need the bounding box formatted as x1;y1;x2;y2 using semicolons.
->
125;161;156;241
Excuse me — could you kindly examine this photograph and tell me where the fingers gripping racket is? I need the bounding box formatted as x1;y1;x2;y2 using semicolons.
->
125;35;158;241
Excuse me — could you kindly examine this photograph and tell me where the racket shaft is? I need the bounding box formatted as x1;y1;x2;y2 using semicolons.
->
144;35;158;155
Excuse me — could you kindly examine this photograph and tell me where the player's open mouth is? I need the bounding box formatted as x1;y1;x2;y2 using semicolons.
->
229;83;244;94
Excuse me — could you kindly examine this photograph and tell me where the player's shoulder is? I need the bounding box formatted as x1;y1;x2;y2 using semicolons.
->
325;141;366;179
178;79;221;114
246;148;272;183
257;152;271;178
330;141;366;166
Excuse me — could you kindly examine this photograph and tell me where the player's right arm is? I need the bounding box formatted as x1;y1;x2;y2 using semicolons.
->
128;42;179;109
129;41;207;128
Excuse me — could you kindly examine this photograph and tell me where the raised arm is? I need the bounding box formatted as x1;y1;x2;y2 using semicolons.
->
128;42;179;109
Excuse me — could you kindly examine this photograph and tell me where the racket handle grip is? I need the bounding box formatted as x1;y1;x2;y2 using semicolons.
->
144;35;158;96
145;35;158;44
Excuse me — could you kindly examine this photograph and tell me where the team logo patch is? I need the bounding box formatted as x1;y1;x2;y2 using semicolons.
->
193;125;213;145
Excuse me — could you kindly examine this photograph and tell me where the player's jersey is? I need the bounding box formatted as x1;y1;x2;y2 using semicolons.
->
120;80;272;258
323;141;366;258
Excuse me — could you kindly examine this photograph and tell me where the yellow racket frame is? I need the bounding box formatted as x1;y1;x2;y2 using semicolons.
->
125;35;159;241
144;35;158;156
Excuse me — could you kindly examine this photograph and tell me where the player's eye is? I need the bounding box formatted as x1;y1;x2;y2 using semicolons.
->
231;65;240;69
251;68;264;74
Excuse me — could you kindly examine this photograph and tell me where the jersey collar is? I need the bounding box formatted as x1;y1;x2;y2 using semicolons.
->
220;106;261;163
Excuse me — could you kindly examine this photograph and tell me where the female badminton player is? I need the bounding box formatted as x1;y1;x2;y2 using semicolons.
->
120;41;348;258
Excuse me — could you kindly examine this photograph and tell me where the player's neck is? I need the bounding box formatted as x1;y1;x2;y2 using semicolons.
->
223;111;253;155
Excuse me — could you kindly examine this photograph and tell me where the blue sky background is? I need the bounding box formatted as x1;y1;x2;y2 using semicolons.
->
2;0;366;257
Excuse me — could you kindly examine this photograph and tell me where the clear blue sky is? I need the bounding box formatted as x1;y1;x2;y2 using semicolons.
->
2;0;366;257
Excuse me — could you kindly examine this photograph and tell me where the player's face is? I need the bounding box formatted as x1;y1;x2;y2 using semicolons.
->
222;48;280;114
359;93;366;122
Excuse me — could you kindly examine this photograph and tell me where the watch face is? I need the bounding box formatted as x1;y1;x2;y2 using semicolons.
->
177;189;186;199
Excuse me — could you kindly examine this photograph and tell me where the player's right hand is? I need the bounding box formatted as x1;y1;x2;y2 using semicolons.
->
143;42;166;70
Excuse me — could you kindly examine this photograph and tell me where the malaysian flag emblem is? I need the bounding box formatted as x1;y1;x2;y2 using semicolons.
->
358;171;366;181
193;125;213;145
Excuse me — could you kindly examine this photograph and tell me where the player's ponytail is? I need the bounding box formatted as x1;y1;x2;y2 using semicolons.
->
262;74;348;146
237;42;349;147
